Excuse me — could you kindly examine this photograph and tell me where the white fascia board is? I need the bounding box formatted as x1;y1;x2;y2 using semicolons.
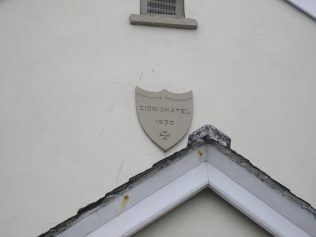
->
40;124;316;237
58;146;207;237
87;163;208;237
206;163;311;237
86;160;311;237
206;144;316;236
286;0;316;20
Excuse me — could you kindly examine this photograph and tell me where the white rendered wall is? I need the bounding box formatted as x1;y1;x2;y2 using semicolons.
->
134;189;272;237
0;0;315;236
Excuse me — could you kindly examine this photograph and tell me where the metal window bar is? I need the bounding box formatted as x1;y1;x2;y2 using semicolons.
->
147;0;177;16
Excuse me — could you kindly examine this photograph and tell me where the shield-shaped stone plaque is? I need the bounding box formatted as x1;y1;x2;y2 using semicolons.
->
135;87;193;151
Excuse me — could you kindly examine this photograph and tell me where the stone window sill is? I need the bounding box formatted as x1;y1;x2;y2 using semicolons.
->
129;14;198;29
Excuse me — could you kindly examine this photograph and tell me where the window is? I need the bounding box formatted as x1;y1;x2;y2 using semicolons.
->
140;0;185;18
130;0;197;29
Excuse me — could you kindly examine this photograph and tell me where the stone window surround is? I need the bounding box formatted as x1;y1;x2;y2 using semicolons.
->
130;0;198;29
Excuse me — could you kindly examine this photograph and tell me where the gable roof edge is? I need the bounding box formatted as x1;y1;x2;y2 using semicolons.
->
39;125;316;237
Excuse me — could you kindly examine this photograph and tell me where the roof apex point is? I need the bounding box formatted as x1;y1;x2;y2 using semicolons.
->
188;125;231;148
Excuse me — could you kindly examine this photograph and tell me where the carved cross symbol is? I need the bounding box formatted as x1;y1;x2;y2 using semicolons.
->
160;131;170;140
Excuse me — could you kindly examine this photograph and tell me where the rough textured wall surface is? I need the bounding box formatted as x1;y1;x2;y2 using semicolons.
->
0;0;315;236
